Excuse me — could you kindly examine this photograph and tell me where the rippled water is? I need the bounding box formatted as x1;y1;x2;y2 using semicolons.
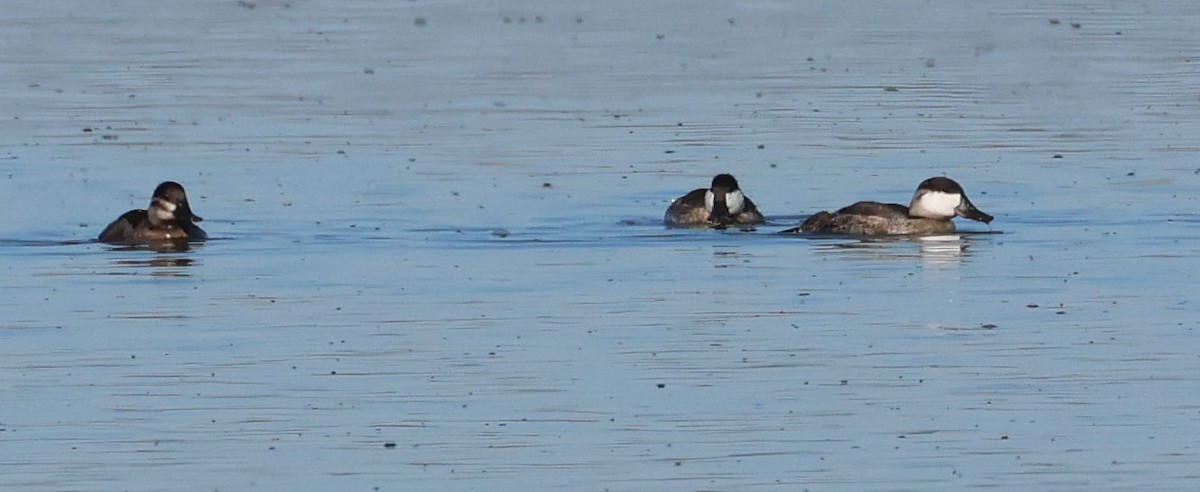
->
2;1;1199;490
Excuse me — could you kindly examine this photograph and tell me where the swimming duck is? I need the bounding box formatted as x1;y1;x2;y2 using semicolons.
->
97;181;208;244
664;173;765;227
786;176;992;235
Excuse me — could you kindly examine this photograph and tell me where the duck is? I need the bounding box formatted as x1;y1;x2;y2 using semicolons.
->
97;181;208;244
785;176;992;235
664;173;765;227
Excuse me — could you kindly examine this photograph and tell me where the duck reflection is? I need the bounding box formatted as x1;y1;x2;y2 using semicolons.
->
807;233;974;265
111;257;198;277
916;234;967;265
106;238;203;253
106;243;202;276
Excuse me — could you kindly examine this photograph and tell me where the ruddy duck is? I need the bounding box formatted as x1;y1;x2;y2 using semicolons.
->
97;181;208;244
664;173;765;227
786;176;993;235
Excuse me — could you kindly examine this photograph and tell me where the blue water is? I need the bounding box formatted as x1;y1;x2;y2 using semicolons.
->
2;1;1199;490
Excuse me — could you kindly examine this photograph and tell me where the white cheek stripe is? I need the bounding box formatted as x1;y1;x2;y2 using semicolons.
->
704;190;716;212
155;198;177;213
916;191;962;218
152;207;175;222
725;190;745;214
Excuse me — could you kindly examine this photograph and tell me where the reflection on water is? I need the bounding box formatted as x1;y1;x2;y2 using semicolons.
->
917;234;967;265
102;240;202;254
802;231;1005;267
101;242;202;276
806;233;971;263
110;256;198;276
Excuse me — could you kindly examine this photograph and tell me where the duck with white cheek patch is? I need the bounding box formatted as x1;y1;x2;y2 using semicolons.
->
665;173;765;228
98;181;208;244
784;176;993;235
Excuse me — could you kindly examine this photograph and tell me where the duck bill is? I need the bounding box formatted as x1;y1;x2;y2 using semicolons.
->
956;197;993;224
706;190;733;224
176;200;203;223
